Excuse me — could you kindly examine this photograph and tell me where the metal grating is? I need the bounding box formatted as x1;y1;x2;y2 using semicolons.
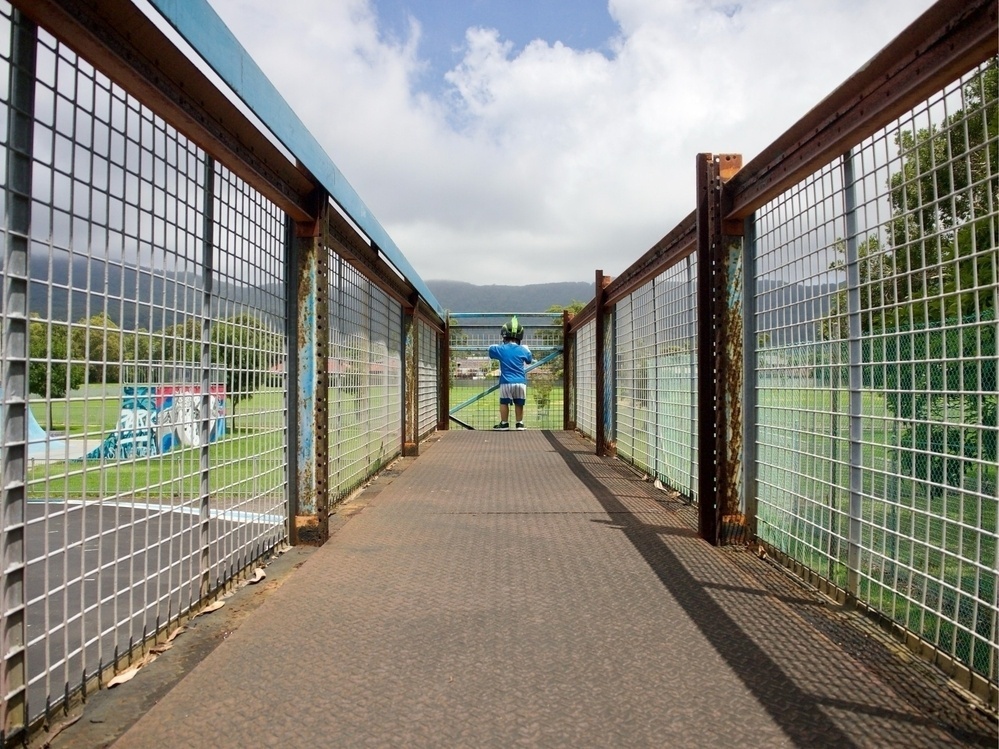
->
753;59;998;685
327;255;403;500
417;317;438;438
9;21;290;725
574;320;596;440
615;256;698;499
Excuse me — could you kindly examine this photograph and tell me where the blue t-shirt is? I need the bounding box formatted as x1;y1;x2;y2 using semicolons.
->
488;342;533;384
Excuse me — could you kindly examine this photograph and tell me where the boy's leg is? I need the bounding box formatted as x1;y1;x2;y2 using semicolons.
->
495;392;511;428
514;404;524;422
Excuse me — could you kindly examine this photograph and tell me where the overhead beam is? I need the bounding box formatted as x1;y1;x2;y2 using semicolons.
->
16;0;317;221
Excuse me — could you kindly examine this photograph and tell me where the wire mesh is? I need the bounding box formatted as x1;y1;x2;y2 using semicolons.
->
753;59;998;684
417;318;438;438
615;256;698;499
574;320;597;439
327;255;403;500
4;21;292;724
207;163;287;590
448;315;564;431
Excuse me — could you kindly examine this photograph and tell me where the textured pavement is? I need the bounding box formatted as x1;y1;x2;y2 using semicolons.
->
51;431;998;747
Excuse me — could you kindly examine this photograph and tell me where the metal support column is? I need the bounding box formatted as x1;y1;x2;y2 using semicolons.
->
843;150;863;598
402;299;417;456
439;315;450;431
594;270;615;456
698;153;745;544
719;154;745;542
293;194;329;543
199;156;216;598
1;11;34;740
696;154;721;544
562;310;573;431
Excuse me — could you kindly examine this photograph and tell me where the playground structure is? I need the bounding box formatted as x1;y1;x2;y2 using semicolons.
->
4;386;226;462
83;385;226;461
0;388;67;460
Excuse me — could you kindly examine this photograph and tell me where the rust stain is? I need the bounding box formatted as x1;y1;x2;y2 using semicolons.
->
720;238;744;531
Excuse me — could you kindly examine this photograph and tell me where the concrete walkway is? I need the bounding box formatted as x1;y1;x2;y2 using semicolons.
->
47;431;997;748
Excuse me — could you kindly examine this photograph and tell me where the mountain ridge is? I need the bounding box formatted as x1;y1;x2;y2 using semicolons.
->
426;280;594;313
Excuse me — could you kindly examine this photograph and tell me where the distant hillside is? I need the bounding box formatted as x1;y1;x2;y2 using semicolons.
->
428;277;837;345
427;280;594;313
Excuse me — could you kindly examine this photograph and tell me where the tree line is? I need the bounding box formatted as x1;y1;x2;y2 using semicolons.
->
28;312;283;428
819;61;997;490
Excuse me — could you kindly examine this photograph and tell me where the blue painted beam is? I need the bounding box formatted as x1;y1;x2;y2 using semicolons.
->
147;0;443;318
448;312;560;319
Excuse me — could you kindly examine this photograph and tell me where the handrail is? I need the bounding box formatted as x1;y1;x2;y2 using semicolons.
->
724;0;997;219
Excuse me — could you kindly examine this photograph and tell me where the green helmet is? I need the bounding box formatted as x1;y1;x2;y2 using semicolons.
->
501;315;524;342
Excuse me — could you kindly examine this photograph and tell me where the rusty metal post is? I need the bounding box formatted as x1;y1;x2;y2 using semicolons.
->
718;154;746;543
594;271;606;453
594;271;615;456
293;193;330;543
696;154;719;543
697;153;745;545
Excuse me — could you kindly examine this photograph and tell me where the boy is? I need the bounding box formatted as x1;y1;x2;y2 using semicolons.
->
488;316;532;430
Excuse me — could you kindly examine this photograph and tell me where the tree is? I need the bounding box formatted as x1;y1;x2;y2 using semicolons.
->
71;313;122;385
820;62;998;489
818;236;896;342
156;313;282;430
28;316;85;429
887;62;997;323
121;329;154;383
885;63;997;487
210;314;283;429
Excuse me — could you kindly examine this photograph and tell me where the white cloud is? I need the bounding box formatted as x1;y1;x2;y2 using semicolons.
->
206;0;936;285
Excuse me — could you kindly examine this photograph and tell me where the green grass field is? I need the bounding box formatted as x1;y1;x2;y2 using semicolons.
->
750;382;997;680
449;380;565;430
27;384;406;506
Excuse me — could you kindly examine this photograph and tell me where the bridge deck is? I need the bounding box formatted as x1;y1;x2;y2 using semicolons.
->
60;431;996;747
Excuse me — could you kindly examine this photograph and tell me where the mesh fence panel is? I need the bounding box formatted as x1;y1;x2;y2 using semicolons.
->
417;318;438;438
327;256;403;500
574;320;596;440
753;59;998;683
7;23;289;723
614;257;698;499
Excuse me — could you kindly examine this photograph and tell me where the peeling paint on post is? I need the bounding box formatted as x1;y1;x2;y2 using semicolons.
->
295;241;317;516
718;154;745;544
594;270;615;456
403;300;419;456
294;197;329;542
720;232;745;542
697;153;744;545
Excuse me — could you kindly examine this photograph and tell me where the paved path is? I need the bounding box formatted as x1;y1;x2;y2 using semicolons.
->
52;431;998;747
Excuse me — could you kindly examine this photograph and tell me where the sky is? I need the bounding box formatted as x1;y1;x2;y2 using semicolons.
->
203;0;938;286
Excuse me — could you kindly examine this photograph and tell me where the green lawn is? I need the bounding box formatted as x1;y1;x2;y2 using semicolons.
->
449;380;565;430
751;382;997;680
